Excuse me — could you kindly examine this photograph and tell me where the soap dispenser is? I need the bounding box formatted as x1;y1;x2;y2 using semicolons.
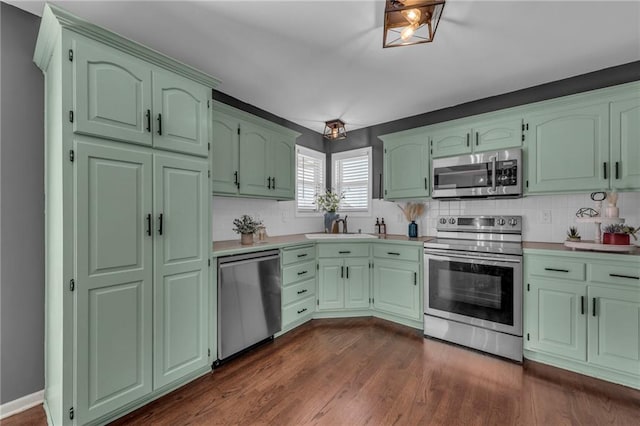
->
375;218;381;234
380;218;387;236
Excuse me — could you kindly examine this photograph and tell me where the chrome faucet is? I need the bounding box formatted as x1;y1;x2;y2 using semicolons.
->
334;215;348;233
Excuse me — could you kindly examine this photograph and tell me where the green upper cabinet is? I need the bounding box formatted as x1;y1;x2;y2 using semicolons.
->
473;116;523;152
72;36;211;157
212;101;299;200
211;111;240;194
610;96;640;190
429;125;472;158
525;99;610;193
73;37;153;146
152;153;209;389
380;131;429;200
152;71;209;157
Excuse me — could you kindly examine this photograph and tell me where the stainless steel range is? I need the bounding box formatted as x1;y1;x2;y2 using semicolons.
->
423;215;523;361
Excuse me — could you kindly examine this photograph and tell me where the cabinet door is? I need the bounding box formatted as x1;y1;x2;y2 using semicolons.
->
526;102;610;193
238;121;271;197
318;259;344;310
75;142;153;424
345;258;370;309
525;278;587;361
588;285;640;376
73;38;152;146
211;111;239;194
270;134;295;200
152;71;209;157
429;126;472;158
383;135;429;199
373;259;420;320
473;116;522;152
610;97;640;190
153;153;209;389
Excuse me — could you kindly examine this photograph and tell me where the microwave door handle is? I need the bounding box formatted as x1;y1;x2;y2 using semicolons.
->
491;156;497;193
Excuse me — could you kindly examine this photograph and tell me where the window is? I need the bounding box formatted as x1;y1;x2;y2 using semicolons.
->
296;146;325;213
333;147;372;214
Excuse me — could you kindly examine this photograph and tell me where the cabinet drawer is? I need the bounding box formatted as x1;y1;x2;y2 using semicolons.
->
282;296;315;326
317;243;369;258
589;263;640;286
373;244;420;262
282;245;315;265
282;260;316;285
283;278;316;305
528;257;585;281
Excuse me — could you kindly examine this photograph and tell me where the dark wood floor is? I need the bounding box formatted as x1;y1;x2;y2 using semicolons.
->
5;318;640;425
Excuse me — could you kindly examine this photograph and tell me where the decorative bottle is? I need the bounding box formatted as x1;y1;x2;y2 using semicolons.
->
408;220;418;238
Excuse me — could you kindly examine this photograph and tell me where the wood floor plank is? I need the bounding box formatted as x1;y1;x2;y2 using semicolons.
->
3;317;639;426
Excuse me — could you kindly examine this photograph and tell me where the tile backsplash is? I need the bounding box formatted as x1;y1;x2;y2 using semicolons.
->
212;192;640;243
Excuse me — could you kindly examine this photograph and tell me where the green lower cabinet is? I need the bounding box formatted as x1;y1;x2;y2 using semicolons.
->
587;285;640;376
373;259;420;320
318;258;370;311
525;278;587;361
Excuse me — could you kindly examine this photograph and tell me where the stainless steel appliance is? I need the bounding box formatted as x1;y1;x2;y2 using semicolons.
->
431;148;522;199
217;250;281;362
424;215;523;361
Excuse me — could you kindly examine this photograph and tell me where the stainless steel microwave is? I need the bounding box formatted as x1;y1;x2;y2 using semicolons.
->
431;148;522;199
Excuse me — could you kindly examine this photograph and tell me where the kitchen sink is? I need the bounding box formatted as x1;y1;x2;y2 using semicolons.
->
305;233;378;239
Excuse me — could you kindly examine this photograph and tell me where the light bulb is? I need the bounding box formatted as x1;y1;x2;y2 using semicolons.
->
331;127;339;139
402;8;421;24
400;23;419;41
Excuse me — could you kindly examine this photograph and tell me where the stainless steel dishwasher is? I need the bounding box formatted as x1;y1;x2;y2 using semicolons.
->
217;250;281;363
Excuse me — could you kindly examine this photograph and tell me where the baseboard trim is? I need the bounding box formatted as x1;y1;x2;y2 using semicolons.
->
0;389;44;420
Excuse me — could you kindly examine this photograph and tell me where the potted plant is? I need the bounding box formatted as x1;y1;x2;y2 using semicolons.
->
315;190;344;233
601;224;638;245
232;214;263;245
566;226;581;242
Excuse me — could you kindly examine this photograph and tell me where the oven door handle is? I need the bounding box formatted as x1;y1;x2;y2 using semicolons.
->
490;155;497;193
424;249;522;264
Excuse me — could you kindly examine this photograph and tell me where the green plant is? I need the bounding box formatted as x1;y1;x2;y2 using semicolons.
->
232;215;263;234
602;224;638;240
566;226;581;240
314;190;344;213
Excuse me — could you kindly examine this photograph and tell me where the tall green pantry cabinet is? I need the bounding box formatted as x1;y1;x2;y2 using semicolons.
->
34;5;219;425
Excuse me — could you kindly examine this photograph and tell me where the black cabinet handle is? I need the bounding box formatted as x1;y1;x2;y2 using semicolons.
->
603;162;607;179
592;298;597;317
158;213;163;235
145;109;151;132
157;113;162;135
297;253;308;258
387;252;401;256
272;177;275;189
609;273;639;280
615;161;620;179
544;267;569;273
466;133;470;147
297;289;308;295
414;272;417;285
297;270;308;276
234;171;239;188
424;177;427;190
297;308;307;314
267;177;272;189
475;131;479;146
581;296;584;315
146;213;152;236
341;266;344;278
338;251;351;254
346;267;349;279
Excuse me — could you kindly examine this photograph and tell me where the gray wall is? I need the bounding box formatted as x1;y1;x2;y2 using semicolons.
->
327;61;640;198
0;2;45;404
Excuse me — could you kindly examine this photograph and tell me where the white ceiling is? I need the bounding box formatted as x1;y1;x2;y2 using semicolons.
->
9;0;640;133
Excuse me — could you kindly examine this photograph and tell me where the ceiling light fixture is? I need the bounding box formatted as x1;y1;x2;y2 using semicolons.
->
323;119;347;140
383;0;446;48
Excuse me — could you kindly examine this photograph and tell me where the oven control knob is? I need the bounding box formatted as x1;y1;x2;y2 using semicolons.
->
448;218;456;224
496;218;506;226
439;217;447;225
509;218;518;226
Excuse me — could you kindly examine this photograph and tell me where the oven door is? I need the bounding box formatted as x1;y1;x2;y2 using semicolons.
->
424;249;522;336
